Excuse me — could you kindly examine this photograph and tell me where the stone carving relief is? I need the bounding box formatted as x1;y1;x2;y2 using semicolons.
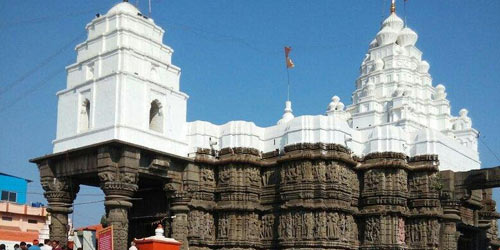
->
278;211;355;242
397;217;405;244
364;170;383;191
261;214;275;239
262;169;277;186
280;160;355;188
218;166;260;187
246;213;261;240
217;213;260;241
41;177;79;204
409;172;432;193
97;170;138;184
188;210;215;241
405;219;439;246
201;168;216;188
364;217;380;243
364;169;408;193
246;168;260;187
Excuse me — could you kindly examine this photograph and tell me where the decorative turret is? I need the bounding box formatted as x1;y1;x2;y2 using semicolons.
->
397;27;418;46
277;101;294;125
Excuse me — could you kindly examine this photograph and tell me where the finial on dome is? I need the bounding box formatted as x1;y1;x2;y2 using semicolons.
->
277;101;294;125
390;0;396;13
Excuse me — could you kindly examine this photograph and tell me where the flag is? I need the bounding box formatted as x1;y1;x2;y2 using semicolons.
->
284;46;294;68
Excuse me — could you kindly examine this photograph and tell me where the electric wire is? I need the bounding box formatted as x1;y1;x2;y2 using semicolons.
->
479;136;500;164
0;61;67;114
0;31;86;97
0;8;102;29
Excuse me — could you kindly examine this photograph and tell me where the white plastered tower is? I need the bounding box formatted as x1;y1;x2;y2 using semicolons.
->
53;2;188;155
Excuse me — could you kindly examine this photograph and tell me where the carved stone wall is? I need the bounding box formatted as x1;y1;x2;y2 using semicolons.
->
32;142;500;250
180;143;499;250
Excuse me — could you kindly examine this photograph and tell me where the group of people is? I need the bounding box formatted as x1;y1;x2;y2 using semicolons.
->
0;239;65;250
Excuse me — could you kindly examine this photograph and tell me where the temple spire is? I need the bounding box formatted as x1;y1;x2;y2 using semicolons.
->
390;0;396;13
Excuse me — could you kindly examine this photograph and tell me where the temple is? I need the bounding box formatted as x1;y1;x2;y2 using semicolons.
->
32;1;500;250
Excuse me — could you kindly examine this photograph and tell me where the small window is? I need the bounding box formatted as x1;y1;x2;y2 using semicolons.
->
1;191;17;202
2;216;12;221
149;100;163;133
28;219;38;224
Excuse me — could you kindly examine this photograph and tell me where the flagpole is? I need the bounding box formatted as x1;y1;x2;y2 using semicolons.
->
404;0;407;26
286;67;290;102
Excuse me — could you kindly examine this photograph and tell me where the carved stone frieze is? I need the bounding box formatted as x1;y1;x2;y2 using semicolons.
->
32;142;500;250
188;210;216;242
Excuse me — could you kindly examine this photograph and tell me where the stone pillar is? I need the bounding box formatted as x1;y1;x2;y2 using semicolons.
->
38;160;79;246
359;152;408;249
97;146;139;250
439;171;461;250
169;191;191;250
407;155;441;250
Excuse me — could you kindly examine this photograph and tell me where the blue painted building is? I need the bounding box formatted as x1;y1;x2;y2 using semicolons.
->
0;172;32;204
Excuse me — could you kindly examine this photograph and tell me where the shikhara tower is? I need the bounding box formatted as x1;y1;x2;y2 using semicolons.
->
54;2;188;155
33;1;500;250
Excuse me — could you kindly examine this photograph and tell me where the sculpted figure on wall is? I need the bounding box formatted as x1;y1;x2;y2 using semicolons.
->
314;212;327;239
245;213;260;240
327;212;339;239
427;220;440;245
247;168;260;187
397;217;405;244
188;210;215;240
304;212;314;239
364;217;380;243
365;170;382;191
397;170;408;192
218;215;229;238
302;161;314;182
201;168;215;187
219;168;231;185
313;161;327;182
294;212;302;238
261;214;274;239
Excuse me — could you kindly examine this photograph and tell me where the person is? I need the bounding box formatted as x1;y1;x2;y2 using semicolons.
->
40;239;52;250
0;244;6;250
129;241;138;250
51;241;62;250
28;240;41;250
20;242;27;250
14;244;20;250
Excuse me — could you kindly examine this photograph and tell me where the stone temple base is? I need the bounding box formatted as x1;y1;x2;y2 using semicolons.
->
31;141;500;250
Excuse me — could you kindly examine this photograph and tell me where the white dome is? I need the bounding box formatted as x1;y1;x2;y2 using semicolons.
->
382;13;404;31
376;26;398;46
107;2;140;15
436;84;446;92
418;60;430;73
369;38;378;49
459;108;468;117
374;58;384;71
397;27;418;47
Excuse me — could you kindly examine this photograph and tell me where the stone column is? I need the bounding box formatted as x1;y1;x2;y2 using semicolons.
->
38;160;79;246
359;152;408;249
97;146;139;250
439;171;461;250
169;191;191;250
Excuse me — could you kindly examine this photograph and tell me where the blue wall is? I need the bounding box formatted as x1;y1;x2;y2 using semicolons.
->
0;173;29;204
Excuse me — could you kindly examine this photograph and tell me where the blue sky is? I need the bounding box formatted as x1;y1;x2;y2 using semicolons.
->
0;0;499;227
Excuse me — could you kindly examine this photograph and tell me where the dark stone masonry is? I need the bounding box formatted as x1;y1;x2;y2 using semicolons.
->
31;140;500;250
